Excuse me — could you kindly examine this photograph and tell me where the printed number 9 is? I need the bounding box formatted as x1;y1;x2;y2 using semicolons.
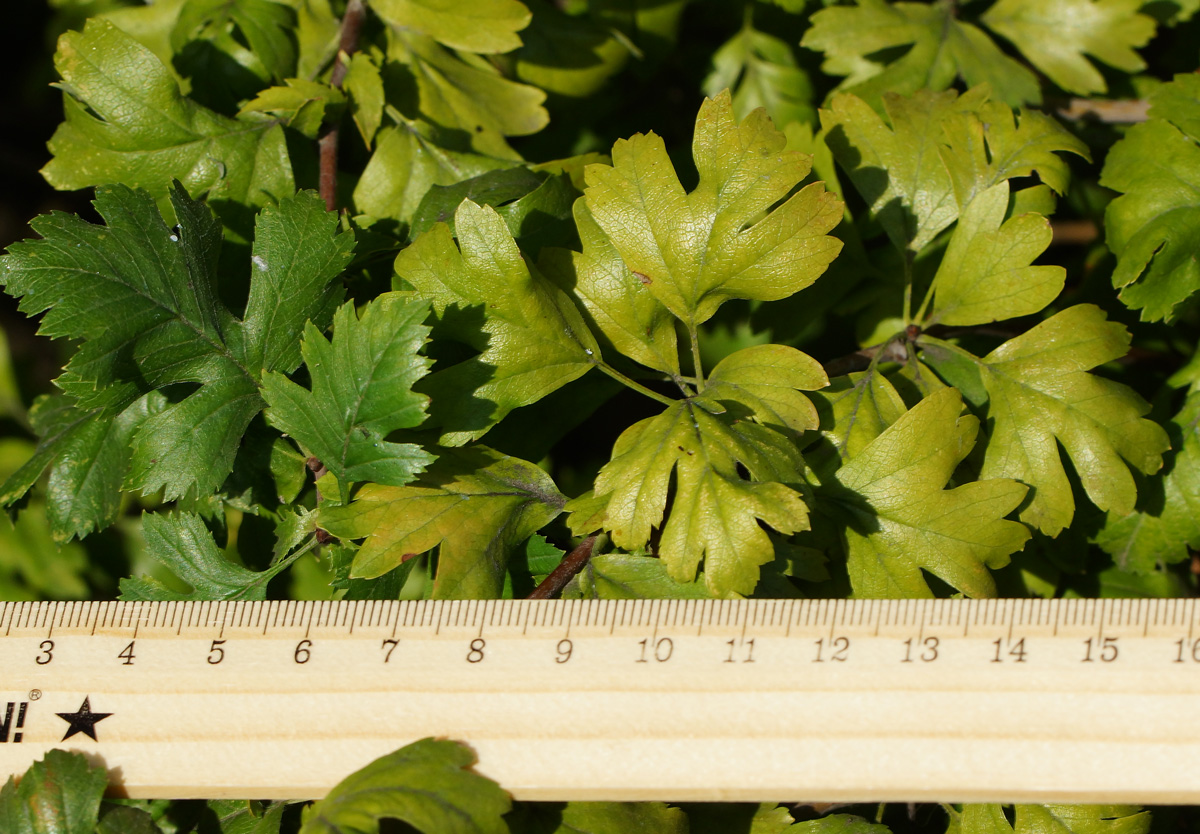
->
556;639;573;663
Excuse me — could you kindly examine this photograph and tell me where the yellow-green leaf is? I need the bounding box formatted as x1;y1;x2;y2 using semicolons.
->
584;90;843;328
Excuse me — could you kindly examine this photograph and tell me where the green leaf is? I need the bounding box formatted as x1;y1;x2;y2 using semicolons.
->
239;78;346;139
820;387;1030;598
930;305;1169;536
937;98;1090;209
409;167;548;239
705;23;815;128
370;0;532;54
947;805;1013;834
546;801;688;833
822;88;973;253
1101;74;1200;321
387;30;548;158
126;373;265;499
805;371;908;480
318;446;565;598
46;393;166;542
298;738;510;834
802;0;1041;107
120;511;275;600
1095;388;1200;572
687;804;889;834
702;344;827;435
172;0;298;81
43;19;294;242
1012;805;1150;834
540;200;680;376
2;186;260;500
205;800;286;834
238;189;356;375
583;89;843;328
2;181;352;503
0;750;106;834
821;87;1085;254
344;52;385;148
513;2;631;98
982;0;1156;96
353;122;513;230
570;553;724;599
396;200;599;444
263;294;434;501
924;182;1062;326
96;804;164;834
583;397;811;596
792;816;892;833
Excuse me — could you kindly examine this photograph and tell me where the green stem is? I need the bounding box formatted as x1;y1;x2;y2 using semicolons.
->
235;535;321;599
689;326;705;387
902;251;915;325
597;362;678;408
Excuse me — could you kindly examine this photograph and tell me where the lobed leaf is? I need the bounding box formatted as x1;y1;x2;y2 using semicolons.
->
370;0;532;54
1012;805;1150;834
239;79;346;139
263;295;434;502
120;511;274;601
299;738;510;834
569;553;724;600
928;305;1169;536
1;182;353;503
582;397;811;596
318;446;565;598
702;344;828;435
43;19;294;241
513;3;631;98
1101;74;1200;321
802;0;1040;106
822;87;1085;254
1095;387;1200;572
387;29;547;158
46;393;165;542
540;200;680;376
584;89;843;328
395;199;598;445
706;24;815;127
820;387;1029;597
924;182;1063;327
982;0;1155;96
353;122;513;230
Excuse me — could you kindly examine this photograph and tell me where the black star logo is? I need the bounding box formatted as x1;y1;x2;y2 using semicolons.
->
56;696;112;742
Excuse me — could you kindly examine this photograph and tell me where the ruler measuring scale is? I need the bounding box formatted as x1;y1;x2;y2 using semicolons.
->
1;598;1198;802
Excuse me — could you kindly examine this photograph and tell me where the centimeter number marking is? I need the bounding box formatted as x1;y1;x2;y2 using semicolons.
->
3;597;1200;663
4;597;1200;803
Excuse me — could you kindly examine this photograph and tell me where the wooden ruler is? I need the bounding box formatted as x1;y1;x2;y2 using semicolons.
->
1;597;1198;803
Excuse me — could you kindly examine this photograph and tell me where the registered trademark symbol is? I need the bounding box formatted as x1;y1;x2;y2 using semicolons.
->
29;689;42;700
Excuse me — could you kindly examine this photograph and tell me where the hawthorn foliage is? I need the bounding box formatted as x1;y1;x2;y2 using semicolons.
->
2;0;1199;830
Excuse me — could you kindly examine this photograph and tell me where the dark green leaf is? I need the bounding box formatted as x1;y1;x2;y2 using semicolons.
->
120;511;276;600
263;294;434;501
0;750;106;834
298;738;510;834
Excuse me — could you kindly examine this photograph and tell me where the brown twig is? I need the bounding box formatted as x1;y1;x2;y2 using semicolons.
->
319;0;367;212
527;536;598;600
822;335;910;378
1055;98;1149;124
1051;219;1099;246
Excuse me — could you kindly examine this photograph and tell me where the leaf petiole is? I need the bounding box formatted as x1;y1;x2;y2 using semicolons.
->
596;362;678;407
